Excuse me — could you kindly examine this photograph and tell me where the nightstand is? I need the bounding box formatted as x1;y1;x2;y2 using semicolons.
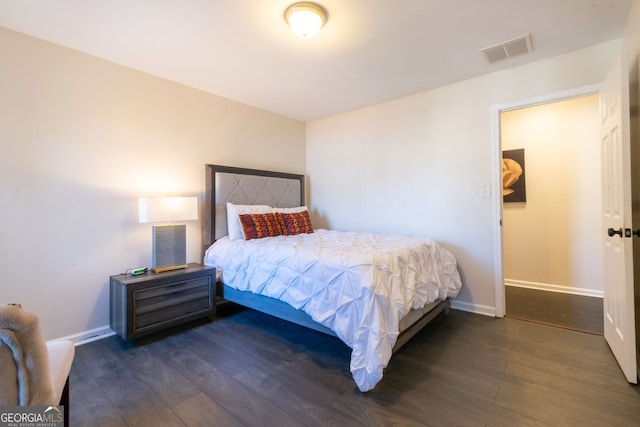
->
110;263;216;341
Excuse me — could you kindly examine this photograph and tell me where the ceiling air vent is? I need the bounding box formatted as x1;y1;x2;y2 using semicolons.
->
480;34;533;64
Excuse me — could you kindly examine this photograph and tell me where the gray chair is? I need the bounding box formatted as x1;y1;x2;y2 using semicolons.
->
0;304;74;424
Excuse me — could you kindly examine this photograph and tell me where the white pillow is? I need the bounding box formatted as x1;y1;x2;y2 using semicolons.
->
273;206;309;213
226;203;274;240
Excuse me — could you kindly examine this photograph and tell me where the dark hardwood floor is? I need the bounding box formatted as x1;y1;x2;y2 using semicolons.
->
505;286;604;335
70;303;639;426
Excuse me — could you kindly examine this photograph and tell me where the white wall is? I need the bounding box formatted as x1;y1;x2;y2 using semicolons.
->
0;27;306;340
624;0;640;61
501;95;603;296
307;41;621;315
4;2;640;338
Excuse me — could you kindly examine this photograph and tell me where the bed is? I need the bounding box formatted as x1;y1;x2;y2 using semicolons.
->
202;164;462;392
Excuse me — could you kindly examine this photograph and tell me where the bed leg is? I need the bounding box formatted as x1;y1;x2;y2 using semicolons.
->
444;299;451;315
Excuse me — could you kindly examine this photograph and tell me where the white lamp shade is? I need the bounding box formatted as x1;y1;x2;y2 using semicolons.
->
138;196;198;223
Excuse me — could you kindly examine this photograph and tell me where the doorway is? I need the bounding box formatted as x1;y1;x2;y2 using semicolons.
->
496;91;604;334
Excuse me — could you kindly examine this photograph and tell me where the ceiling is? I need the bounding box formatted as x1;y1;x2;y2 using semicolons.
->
0;0;633;122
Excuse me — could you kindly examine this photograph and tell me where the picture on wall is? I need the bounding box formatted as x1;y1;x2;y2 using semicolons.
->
502;148;526;203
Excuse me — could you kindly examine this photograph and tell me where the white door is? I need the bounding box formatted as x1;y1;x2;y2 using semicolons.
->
600;55;637;383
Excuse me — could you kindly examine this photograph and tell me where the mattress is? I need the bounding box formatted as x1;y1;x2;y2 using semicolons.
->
204;229;462;391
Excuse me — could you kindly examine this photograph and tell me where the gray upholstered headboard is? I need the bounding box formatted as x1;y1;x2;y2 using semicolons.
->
203;164;305;246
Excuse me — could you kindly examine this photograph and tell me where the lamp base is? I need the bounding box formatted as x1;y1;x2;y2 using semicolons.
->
152;224;187;273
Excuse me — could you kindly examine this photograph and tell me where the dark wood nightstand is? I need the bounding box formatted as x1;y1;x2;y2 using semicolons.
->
110;263;216;341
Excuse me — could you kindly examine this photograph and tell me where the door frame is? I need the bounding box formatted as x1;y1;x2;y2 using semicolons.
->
491;84;602;317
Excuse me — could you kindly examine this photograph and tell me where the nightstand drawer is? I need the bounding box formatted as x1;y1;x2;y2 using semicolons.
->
134;277;213;330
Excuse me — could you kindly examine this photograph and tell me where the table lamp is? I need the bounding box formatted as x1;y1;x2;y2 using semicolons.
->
138;196;198;272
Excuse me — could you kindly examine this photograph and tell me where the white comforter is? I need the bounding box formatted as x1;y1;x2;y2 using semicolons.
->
204;229;462;392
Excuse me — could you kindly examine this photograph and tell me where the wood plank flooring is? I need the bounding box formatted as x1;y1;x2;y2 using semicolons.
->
505;286;604;335
70;303;639;426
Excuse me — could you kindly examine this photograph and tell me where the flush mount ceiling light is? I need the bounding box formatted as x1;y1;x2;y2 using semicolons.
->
285;2;327;39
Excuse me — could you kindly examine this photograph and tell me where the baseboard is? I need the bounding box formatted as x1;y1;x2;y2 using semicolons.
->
52;303;496;346
52;325;115;346
55;291;593;345
505;279;603;298
451;299;496;317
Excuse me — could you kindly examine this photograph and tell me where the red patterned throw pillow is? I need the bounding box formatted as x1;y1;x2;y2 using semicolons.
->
276;210;314;236
239;213;283;240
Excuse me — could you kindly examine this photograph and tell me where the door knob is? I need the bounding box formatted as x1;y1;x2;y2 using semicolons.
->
608;227;623;237
621;228;640;237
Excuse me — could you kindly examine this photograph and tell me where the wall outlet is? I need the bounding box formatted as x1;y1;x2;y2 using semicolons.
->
480;186;491;198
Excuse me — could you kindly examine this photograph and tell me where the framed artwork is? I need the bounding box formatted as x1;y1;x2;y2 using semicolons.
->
502;148;526;203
